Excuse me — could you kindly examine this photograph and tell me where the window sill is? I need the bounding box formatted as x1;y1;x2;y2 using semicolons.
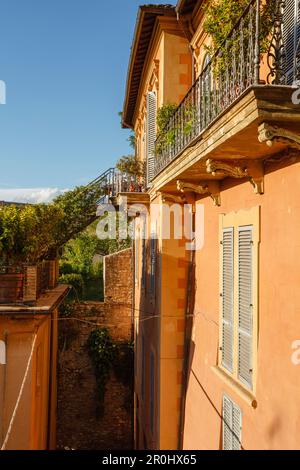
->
211;366;257;409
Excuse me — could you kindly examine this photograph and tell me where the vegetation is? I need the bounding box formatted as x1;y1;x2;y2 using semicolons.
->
59;229;104;301
116;155;144;177
203;0;277;58
58;300;80;351
0;203;64;265
58;217;131;301
87;328;133;414
156;103;177;134
156;102;198;153
127;133;136;151
0;182;109;266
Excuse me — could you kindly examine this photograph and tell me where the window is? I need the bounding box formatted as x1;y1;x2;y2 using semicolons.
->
150;351;155;435
219;208;259;392
222;395;242;450
283;0;300;84
146;91;157;187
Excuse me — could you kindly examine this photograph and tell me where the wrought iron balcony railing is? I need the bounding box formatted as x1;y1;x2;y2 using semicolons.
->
88;168;145;205
154;0;298;178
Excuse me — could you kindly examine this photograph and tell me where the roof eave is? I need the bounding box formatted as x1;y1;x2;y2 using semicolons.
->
122;5;176;129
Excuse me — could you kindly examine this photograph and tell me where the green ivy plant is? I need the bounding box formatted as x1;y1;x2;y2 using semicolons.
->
116;155;144;177
87;329;134;414
156;103;199;155
203;0;277;63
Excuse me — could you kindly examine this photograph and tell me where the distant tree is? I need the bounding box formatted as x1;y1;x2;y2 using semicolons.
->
116;155;143;177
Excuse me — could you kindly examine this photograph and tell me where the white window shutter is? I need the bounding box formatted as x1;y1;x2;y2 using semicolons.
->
282;0;299;84
232;403;242;450
238;226;253;390
222;395;242;451
146;92;157;187
222;395;233;450
221;228;234;372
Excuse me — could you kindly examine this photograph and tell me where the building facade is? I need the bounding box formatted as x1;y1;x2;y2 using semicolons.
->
0;266;69;450
121;0;300;450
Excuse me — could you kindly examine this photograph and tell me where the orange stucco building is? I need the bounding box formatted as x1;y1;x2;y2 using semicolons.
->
121;0;300;450
0;284;69;450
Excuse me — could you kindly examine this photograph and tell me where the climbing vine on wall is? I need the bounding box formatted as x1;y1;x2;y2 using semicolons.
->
203;0;277;57
87;328;133;414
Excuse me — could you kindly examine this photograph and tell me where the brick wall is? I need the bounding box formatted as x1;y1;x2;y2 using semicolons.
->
104;248;133;305
57;248;133;450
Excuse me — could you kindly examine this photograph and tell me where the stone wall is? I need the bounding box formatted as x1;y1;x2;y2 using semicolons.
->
57;248;133;450
104;248;133;306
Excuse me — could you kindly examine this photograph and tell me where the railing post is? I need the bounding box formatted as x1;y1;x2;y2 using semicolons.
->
254;0;261;84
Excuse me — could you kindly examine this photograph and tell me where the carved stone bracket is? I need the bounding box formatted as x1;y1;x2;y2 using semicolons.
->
206;159;248;178
206;159;264;195
177;180;209;195
247;160;264;195
177;180;221;206
159;192;186;204
258;123;300;150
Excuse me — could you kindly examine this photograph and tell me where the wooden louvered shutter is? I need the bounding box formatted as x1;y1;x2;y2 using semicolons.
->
238;226;253;389
232;402;242;450
223;395;242;451
221;228;234;372
146;92;157;187
283;0;299;84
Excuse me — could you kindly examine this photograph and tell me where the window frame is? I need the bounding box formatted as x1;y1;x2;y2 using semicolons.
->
218;207;260;395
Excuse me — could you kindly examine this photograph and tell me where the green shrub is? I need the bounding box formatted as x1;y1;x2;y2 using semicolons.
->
59;273;85;296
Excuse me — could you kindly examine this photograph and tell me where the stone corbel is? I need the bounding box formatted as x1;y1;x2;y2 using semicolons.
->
258;123;300;150
247;160;265;195
206;159;248;178
159;192;186;204
206;159;264;195
177;180;221;207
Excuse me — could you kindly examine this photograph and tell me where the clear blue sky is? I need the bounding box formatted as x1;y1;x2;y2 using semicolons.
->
0;0;175;198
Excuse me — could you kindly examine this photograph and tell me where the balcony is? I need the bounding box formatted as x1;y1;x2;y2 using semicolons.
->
93;168;149;208
153;0;300;187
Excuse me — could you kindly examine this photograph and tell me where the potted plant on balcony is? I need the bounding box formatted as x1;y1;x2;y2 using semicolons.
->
116;155;144;192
